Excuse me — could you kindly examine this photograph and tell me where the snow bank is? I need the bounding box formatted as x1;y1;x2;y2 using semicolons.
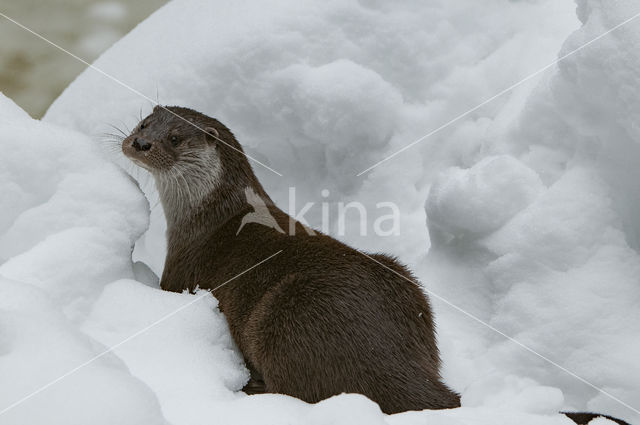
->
0;93;247;424
421;1;640;423
1;0;637;423
0;94;167;424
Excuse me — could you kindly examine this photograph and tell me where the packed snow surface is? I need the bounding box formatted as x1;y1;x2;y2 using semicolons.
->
1;0;639;424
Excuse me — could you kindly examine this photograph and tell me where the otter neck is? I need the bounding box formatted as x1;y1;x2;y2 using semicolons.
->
155;164;272;246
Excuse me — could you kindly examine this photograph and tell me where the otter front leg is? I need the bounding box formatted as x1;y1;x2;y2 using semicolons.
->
242;361;267;395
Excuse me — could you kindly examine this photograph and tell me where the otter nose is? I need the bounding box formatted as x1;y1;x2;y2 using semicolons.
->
132;137;151;151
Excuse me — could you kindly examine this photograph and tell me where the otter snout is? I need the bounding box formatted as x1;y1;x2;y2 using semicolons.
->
121;135;156;170
132;137;151;151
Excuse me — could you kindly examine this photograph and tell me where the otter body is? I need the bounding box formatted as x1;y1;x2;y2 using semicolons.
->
164;206;459;413
121;106;630;424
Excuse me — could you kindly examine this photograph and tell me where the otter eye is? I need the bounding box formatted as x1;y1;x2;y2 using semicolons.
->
140;122;146;129
170;135;180;146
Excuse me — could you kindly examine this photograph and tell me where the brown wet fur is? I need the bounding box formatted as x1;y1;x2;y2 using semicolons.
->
122;106;629;423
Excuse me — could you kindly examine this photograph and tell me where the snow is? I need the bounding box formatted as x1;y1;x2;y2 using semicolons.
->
1;0;639;424
426;155;545;238
0;97;165;425
589;419;622;425
419;1;640;422
82;281;247;425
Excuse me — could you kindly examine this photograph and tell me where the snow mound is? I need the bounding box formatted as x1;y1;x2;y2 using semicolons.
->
0;95;166;425
426;155;544;240
423;1;640;423
0;93;246;424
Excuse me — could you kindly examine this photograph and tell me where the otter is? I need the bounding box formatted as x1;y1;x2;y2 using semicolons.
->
121;106;630;424
122;105;459;413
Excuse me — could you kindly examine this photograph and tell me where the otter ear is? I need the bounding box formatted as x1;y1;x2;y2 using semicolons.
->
204;127;219;142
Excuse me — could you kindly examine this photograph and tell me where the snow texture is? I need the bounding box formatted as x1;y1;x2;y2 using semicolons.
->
1;0;638;424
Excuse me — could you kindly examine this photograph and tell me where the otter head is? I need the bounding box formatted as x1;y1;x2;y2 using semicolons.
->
122;105;222;175
122;106;230;222
122;105;263;228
